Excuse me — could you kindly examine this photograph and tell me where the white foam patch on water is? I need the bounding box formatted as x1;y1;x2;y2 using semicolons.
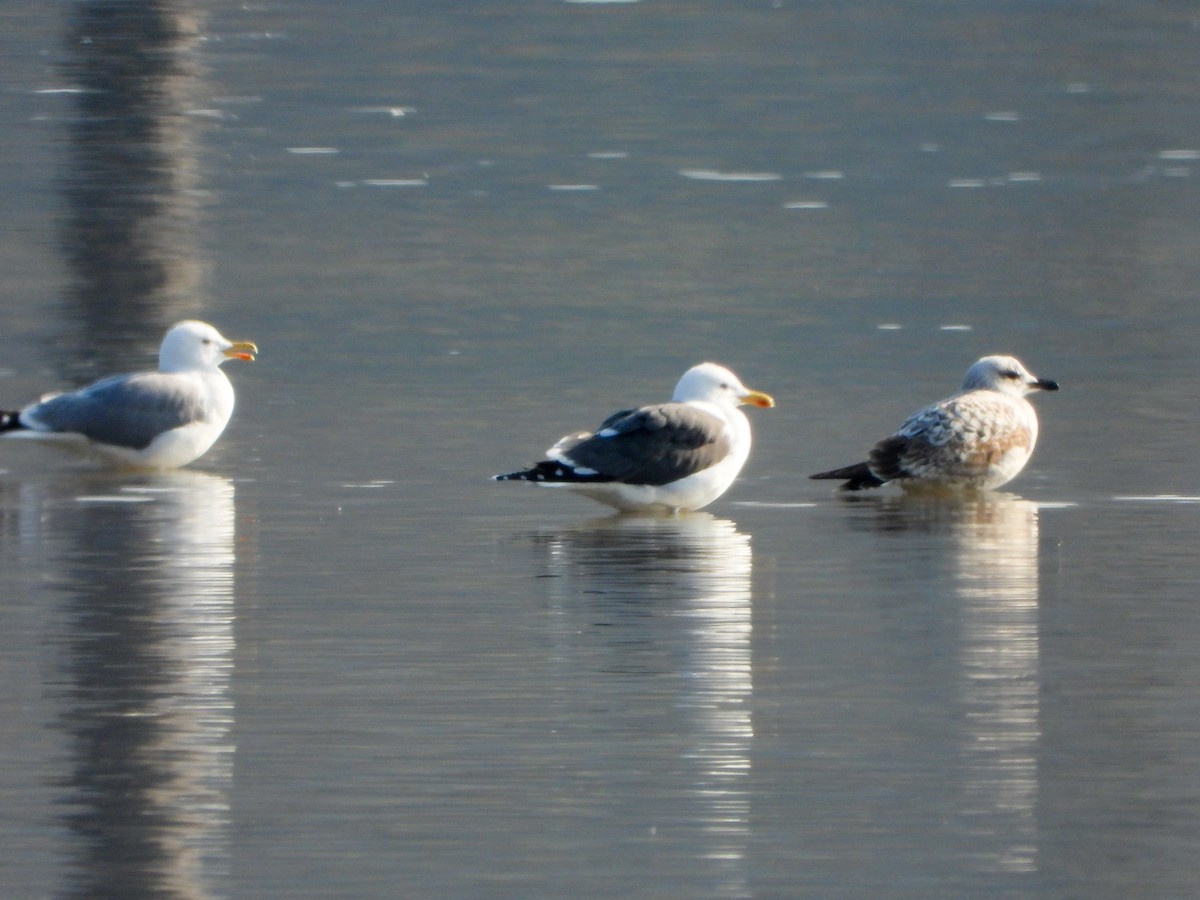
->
679;169;782;182
1114;495;1200;504
76;495;155;504
731;501;818;509
349;106;415;117
361;179;428;187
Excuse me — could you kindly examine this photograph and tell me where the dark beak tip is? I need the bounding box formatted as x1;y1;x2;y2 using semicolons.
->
1040;380;1060;391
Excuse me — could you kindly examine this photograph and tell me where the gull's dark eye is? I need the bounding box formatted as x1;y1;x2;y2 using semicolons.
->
1002;369;1020;379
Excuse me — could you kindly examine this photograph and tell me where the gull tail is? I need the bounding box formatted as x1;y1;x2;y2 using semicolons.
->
809;461;885;491
494;461;610;484
1;410;25;433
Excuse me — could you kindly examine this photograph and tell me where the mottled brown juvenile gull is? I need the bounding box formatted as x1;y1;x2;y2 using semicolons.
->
811;355;1058;491
495;362;775;513
1;320;257;470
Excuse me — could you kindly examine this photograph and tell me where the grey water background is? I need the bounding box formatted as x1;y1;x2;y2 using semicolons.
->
2;0;1199;897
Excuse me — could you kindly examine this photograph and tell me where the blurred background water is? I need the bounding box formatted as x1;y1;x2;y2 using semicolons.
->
2;1;1199;897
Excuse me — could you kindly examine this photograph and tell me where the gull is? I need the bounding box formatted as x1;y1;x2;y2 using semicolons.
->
811;355;1058;491
1;320;257;469
495;362;775;512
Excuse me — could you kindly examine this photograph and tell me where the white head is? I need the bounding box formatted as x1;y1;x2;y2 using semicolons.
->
961;355;1058;397
672;362;776;409
158;320;258;373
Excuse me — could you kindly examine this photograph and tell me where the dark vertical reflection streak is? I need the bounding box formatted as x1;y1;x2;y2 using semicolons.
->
46;9;228;885
59;0;209;379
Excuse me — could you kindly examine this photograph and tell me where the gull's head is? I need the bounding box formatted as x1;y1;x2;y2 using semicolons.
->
673;362;776;410
962;355;1058;397
159;320;257;372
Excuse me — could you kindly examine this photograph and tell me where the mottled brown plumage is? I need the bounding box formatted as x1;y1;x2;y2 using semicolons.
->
812;355;1058;491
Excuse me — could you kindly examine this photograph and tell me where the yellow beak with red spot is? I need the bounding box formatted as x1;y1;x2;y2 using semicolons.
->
741;388;775;409
223;340;258;362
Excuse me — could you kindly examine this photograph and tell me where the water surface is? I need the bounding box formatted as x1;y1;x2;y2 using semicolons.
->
2;1;1199;897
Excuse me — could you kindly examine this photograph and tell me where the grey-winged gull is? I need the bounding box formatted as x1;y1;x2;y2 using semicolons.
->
495;362;775;512
811;355;1058;491
1;320;257;469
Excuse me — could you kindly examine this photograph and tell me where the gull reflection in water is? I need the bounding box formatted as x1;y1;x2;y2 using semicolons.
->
872;492;1041;875
532;513;754;897
17;471;238;899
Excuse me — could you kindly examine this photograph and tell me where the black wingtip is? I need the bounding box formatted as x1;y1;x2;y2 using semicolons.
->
494;460;614;484
0;410;24;433
810;462;885;491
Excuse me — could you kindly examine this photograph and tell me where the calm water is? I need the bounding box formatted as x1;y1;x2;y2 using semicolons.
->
2;1;1200;897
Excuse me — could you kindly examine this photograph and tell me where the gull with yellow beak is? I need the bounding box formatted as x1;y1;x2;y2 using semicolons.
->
1;320;257;469
495;362;775;513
